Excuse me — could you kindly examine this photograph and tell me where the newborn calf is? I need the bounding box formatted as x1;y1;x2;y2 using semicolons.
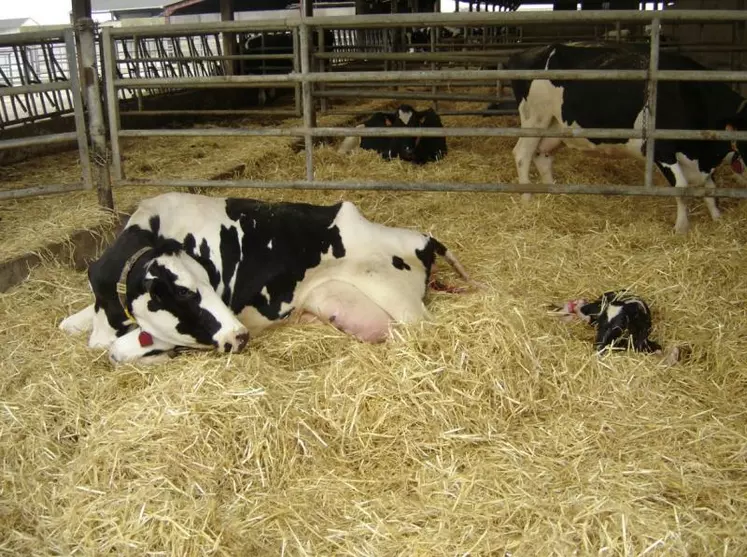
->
550;291;662;354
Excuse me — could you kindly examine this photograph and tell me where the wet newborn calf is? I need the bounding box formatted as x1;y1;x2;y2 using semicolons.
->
551;291;662;354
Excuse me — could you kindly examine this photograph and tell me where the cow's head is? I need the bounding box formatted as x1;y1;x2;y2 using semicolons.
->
119;243;249;355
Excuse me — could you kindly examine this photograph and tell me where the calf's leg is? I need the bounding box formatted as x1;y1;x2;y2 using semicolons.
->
704;174;721;222
59;303;95;334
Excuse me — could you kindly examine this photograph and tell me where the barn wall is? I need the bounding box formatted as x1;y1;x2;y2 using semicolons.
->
666;0;746;95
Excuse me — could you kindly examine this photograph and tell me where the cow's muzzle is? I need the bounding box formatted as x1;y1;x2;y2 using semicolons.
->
216;328;250;354
400;145;415;161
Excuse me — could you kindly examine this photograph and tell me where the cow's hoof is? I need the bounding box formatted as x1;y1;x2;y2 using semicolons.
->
520;193;533;205
674;219;690;235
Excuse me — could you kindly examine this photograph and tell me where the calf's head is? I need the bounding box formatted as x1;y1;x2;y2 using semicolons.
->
387;105;421;162
120;245;249;354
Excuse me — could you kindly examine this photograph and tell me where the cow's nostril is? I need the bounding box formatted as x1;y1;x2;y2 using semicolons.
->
236;332;250;352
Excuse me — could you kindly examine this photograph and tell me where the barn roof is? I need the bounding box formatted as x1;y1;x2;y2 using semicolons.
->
91;0;171;13
0;18;37;33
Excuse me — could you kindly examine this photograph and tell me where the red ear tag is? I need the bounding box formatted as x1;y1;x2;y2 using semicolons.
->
138;331;154;347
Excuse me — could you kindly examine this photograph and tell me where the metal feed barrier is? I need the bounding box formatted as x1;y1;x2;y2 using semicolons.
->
0;28;92;201
101;9;747;203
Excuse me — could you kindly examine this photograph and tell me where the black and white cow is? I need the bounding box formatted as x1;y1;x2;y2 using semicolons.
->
338;104;447;164
60;192;476;365
507;42;747;234
550;291;662;354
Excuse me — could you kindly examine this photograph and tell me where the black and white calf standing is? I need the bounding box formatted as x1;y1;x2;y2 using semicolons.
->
338;104;448;164
507;42;747;234
60;192;476;365
550;291;662;354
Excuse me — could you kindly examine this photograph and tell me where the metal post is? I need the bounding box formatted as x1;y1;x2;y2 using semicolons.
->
431;24;439;111
644;16;660;190
102;27;123;182
64;28;93;190
220;0;235;75
76;16;114;210
133;35;144;111
317;28;328;114
292;27;301;117
300;11;315;181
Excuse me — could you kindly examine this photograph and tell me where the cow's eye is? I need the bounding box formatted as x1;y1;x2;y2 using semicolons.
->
175;286;195;300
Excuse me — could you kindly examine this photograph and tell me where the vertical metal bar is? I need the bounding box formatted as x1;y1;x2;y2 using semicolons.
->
133;35;144;111
260;32;267;75
317;28;328;114
644;16;661;190
431;25;438;111
292;27;301;117
64;28;93;190
41;42;61;111
77;17;113;209
299;20;315;182
102;27;123;182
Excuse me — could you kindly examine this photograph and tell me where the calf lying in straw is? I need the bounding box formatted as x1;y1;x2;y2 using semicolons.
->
549;291;664;354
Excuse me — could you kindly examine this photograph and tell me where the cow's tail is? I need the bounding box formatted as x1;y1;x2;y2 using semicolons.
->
428;236;484;292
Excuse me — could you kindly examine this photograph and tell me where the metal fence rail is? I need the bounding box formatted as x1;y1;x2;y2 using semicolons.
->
0;28;91;201
3;9;747;209
100;9;747;200
0;30;74;129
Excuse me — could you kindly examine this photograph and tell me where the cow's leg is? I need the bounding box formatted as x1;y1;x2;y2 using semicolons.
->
59;303;95;335
302;279;393;343
338;124;365;154
533;136;562;185
657;158;691;235
514;136;543;204
704;173;721;222
514;107;555;203
88;307;120;349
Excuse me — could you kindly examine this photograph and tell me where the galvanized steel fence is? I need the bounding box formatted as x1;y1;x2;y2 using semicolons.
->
3;9;747;207
102;9;747;202
0;28;92;201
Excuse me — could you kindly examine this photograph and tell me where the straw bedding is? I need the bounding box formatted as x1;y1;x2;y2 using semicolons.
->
2;93;747;555
2;182;747;554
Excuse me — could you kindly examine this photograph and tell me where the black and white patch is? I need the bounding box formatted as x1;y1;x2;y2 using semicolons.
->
338;104;448;164
507;42;747;234
60;193;477;365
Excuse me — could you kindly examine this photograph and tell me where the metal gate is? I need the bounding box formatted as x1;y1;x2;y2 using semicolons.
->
101;9;747;203
0;28;92;201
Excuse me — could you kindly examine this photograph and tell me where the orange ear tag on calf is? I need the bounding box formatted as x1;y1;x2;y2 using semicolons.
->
138;331;154;347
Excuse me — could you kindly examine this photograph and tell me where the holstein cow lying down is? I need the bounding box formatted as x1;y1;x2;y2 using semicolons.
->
60;192;476;365
338;104;447;164
508;42;746;234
